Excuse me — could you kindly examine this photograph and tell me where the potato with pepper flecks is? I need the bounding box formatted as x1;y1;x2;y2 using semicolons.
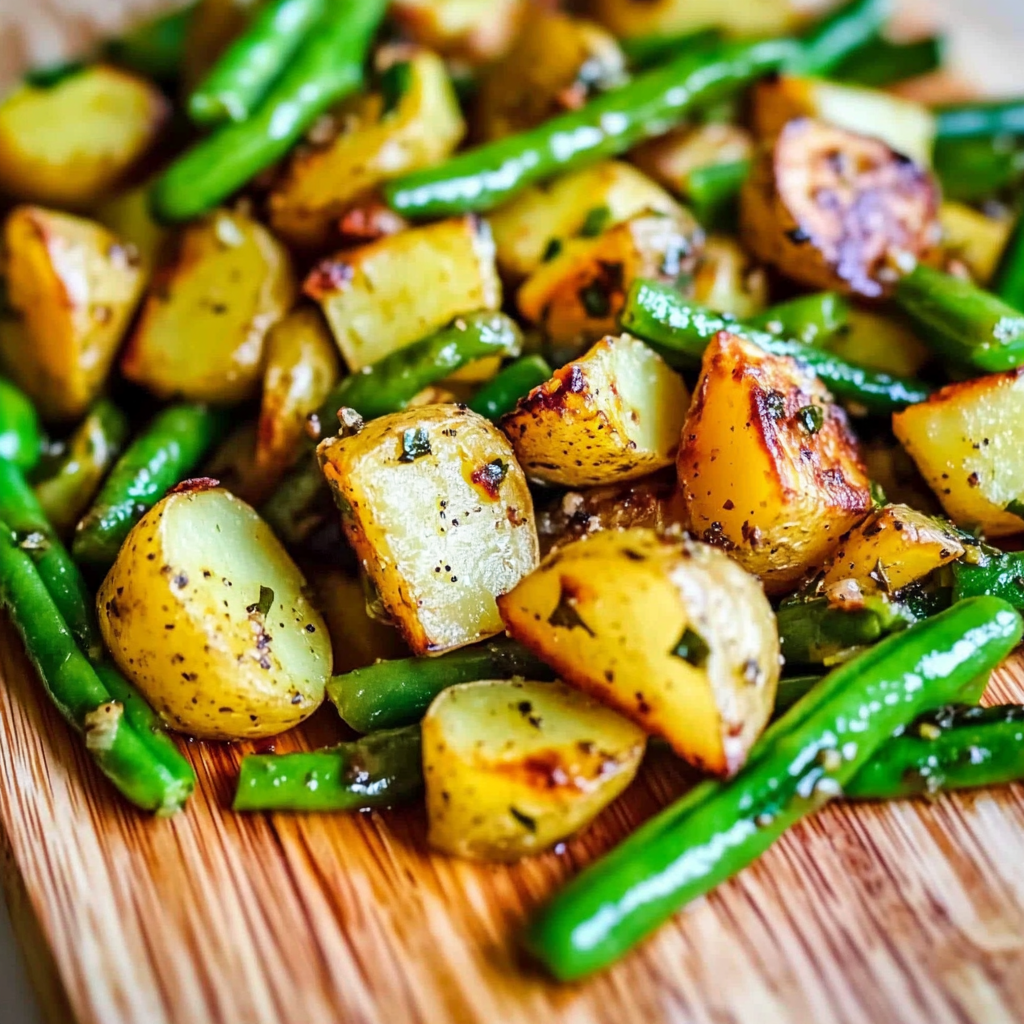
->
96;484;331;741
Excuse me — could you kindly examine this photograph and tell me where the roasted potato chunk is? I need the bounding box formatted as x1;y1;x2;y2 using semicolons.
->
499;530;781;776
474;9;625;142
424;679;645;861
122;209;295;405
502;335;688;487
587;0;804;39
690;235;769;319
0;66;167;208
678;331;873;594
488;161;683;282
269;51;465;250
518;211;703;350
740;119;941;298
752;76;937;166
0;206;146;421
819;504;965;604
630;123;754;198
940;202;1014;285
893;371;1024;537
318;405;539;655
305;215;501;371
93;182;171;281
96;485;331;741
390;0;526;63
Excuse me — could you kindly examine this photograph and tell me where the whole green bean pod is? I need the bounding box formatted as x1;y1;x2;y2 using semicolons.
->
34;400;129;535
747;291;850;346
188;0;326;125
384;38;797;219
994;212;1024;312
73;403;227;570
786;0;890;77
234;725;423;812
151;0;387;223
622;280;930;412
468;355;552;421
105;2;195;85
834;35;944;88
935;99;1024;142
525;597;1022;980
894;263;1024;373
328;638;556;734
0;377;42;473
0;521;193;813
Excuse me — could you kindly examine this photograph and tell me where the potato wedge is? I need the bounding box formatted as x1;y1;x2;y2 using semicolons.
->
318;404;539;655
269;51;465;250
424;679;645;861
740;119;941;298
587;0;804;39
690;235;769;319
305;215;501;372
122;208;295;405
518;211;703;350
0;206;146;421
678;331;872;594
501;334;688;487
474;9;625;142
819;504;965;604
630;123;755;198
96;485;331;741
498;530;780;776
893;371;1024;537
940;202;1014;285
0;66;167;208
488;161;684;282
752;76;937;166
255;306;340;498
390;0;526;63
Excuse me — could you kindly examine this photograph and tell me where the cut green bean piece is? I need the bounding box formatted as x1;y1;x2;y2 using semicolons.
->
468;355;552;421
834;35;944;88
936;99;1024;142
0;377;42;472
747;292;850;346
787;0;891;77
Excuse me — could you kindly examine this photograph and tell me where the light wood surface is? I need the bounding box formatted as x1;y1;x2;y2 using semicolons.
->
4;3;1024;1024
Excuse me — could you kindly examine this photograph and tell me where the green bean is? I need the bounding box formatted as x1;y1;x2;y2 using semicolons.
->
953;550;1024;609
524;597;1022;979
23;61;87;90
936;99;1024;142
105;2;195;85
328;638;556;734
34;400;128;535
934;136;1024;203
620;28;723;71
73;403;227;570
468;355;552;421
787;0;891;77
893;263;1024;373
0;377;42;473
384;38;797;219
685;159;749;228
0;521;192;813
994;211;1024;312
621;280;930;412
151;0;386;223
188;0;326;125
834;35;945;88
773;675;823;716
233;726;422;812
747;292;850;347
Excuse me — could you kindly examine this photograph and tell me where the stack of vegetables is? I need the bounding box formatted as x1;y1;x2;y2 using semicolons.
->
3;0;1024;979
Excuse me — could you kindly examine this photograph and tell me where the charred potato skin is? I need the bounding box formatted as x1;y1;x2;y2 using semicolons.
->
318;404;539;655
678;331;873;595
0;206;146;421
740;119;941;298
498;530;781;777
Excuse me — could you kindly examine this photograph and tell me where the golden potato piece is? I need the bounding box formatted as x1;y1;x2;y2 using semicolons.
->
122;208;296;405
740;119;941;298
0;206;146;421
690;235;769;319
940;202;1014;285
390;0;526;63
96;485;331;741
0;66;167;208
305;215;501;371
587;0;805;39
678;331;872;595
502;334;688;487
893;370;1024;538
825;307;930;378
499;529;781;776
424;679;645;861
317;404;539;655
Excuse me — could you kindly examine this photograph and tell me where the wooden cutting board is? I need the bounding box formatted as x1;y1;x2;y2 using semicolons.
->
5;4;1024;1024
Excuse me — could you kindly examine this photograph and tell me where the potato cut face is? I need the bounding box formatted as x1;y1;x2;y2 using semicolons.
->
502;334;689;487
390;0;526;62
318;405;539;655
269;51;466;249
0;205;146;421
97;487;331;741
741;119;940;298
690;235;769;320
488;161;683;280
893;371;1024;537
122;209;295;405
305;215;501;371
423;679;645;861
589;0;804;39
940;202;1014;286
820;503;965;603
499;530;780;776
0;66;168;208
678;331;872;594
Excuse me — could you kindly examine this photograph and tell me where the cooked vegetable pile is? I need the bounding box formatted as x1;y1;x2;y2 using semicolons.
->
4;0;1024;979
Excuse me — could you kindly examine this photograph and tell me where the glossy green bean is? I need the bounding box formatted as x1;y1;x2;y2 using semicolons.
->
834;35;944;87
468;355;552;421
620;28;722;71
747;292;850;346
934;136;1024;203
685;159;749;228
936;99;1024;142
953;551;1024;609
787;0;891;77
0;377;42;472
105;2;195;84
994;211;1024;312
